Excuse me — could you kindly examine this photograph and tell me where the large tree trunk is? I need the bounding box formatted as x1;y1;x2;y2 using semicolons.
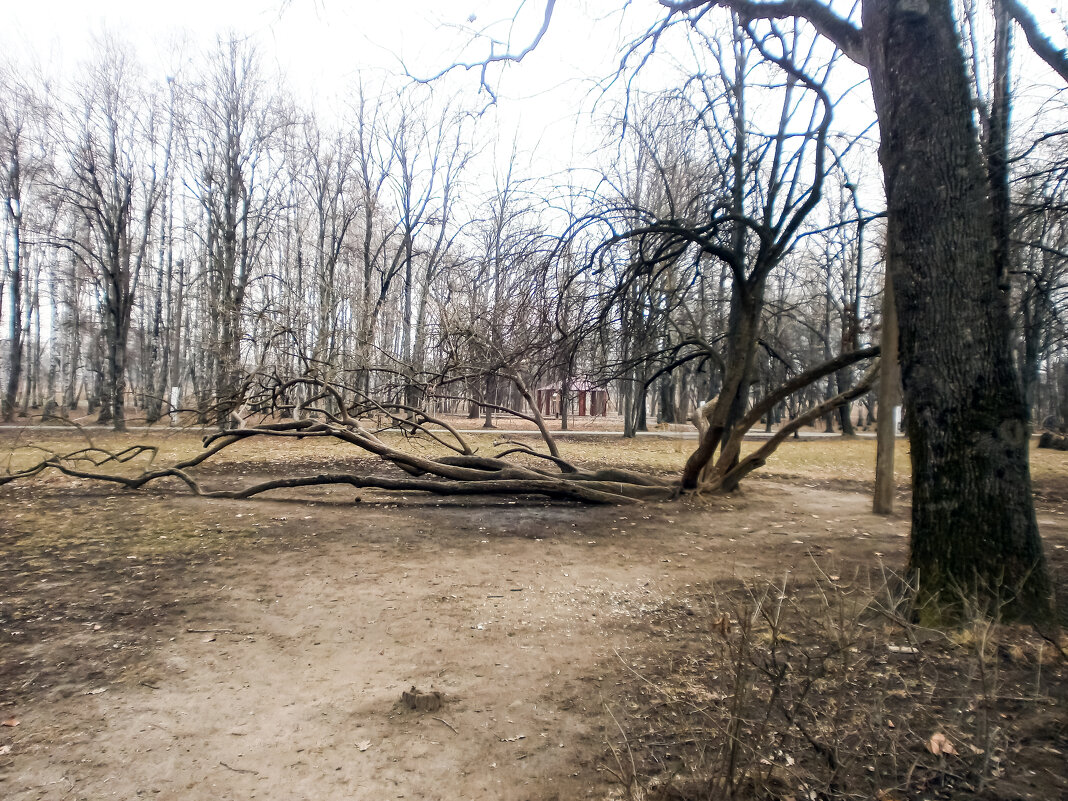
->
3;288;22;421
873;275;900;515
96;289;129;432
3;226;23;421
834;368;855;436
681;282;764;488
622;377;636;439
215;306;242;429
109;329;128;432
864;0;1049;620
634;378;648;432
1057;362;1068;431
658;375;676;424
482;373;496;429
93;314;113;426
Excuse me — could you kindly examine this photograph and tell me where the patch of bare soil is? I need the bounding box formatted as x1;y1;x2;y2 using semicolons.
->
0;471;1065;801
1033;473;1068;509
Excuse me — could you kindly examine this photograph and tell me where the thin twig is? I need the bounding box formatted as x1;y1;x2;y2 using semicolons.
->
218;761;258;775
432;716;458;734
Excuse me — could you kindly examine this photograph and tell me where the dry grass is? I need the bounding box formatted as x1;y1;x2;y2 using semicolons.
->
605;575;1068;801
1029;447;1068;482
2;425;1065;801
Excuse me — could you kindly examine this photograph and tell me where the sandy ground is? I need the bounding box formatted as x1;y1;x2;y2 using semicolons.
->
1;467;1065;800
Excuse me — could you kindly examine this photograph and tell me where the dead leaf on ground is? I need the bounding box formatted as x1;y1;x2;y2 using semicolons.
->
927;732;957;756
1;719;18;727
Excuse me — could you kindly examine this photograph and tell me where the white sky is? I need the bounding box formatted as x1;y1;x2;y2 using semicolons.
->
2;0;1065;196
4;0;1066;109
0;1;656;179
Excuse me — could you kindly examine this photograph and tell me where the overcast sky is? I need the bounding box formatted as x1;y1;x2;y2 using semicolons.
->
0;1;652;172
4;0;1066;114
0;0;905;215
3;0;1065;195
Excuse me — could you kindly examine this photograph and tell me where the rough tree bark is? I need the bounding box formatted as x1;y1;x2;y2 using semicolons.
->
873;273;899;515
657;0;1053;618
863;0;1049;619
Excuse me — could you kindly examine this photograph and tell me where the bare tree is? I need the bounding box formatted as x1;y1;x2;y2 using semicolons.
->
656;0;1059;619
141;74;180;424
55;40;164;430
1013;148;1068;424
386;94;472;410
0;65;47;421
438;151;557;427
571;19;870;488
296;117;361;377
428;0;1062;618
186;38;289;428
349;83;402;397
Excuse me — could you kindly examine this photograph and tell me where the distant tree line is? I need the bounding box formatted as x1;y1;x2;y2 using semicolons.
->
0;25;1065;439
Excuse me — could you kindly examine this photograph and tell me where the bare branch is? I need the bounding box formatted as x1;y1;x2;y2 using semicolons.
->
660;0;866;65
734;345;879;435
410;1;557;102
1002;0;1068;84
713;359;880;491
502;371;567;466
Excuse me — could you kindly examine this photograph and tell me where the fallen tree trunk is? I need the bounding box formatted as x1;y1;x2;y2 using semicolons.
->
0;357;877;505
1;405;675;503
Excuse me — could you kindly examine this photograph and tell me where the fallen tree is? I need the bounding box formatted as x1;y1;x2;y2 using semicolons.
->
0;352;878;505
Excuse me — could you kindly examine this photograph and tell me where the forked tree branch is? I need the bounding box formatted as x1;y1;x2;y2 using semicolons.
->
735;345;879;435
1002;0;1068;84
660;0;867;65
711;359;880;491
412;0;558;101
682;345;880;490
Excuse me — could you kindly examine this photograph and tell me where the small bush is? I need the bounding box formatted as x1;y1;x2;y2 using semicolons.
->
604;572;1067;800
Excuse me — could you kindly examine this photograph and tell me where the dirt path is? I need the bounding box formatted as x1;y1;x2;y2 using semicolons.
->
0;476;1035;800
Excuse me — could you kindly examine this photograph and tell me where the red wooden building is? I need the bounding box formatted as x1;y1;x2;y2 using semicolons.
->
534;381;609;417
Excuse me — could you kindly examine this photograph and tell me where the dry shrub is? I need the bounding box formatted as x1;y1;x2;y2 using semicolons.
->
603;570;1067;801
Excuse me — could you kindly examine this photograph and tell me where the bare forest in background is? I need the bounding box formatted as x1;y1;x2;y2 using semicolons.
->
1;26;1064;437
